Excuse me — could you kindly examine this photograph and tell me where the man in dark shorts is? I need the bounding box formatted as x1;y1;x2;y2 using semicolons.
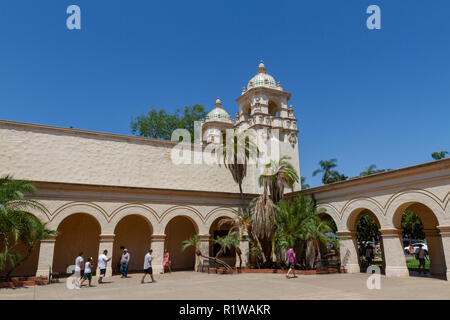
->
141;249;154;284
98;249;111;284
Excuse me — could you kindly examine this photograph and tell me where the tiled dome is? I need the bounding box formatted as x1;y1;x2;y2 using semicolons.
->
247;61;277;90
205;98;232;122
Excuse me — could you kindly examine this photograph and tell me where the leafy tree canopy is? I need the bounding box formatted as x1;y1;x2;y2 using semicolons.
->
130;104;207;141
431;151;448;160
401;210;425;240
360;164;390;177
356;215;378;244
312;158;347;184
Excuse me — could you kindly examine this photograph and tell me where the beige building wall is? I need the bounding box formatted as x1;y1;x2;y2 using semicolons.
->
0;121;258;194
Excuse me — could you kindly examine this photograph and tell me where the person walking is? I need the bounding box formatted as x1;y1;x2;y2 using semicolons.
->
365;244;373;265
120;248;130;278
75;251;84;281
409;243;415;256
286;247;297;279
79;257;94;288
161;249;172;274
141;249;154;284
415;244;429;275
98;249;111;284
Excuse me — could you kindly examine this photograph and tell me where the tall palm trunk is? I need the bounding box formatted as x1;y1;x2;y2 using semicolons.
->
238;182;245;205
235;246;242;269
305;240;315;269
215;248;224;259
251;230;266;264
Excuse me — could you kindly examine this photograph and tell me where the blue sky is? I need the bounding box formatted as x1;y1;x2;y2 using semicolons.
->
0;0;449;187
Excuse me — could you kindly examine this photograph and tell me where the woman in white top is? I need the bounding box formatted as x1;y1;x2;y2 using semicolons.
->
79;257;94;287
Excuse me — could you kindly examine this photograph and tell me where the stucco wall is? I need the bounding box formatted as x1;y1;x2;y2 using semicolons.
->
0;122;257;194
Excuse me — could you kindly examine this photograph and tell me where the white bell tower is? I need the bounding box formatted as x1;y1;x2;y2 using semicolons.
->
234;61;301;191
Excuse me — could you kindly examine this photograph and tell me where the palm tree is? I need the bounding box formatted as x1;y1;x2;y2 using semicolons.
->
303;219;332;266
227;233;243;269
218;208;252;238
218;209;251;269
312;159;339;184
181;234;232;271
250;180;276;264
301;177;310;189
326;173;348;183
360;164;377;176
258;155;299;203
181;234;203;271
5;218;57;280
273;195;330;269
432;151;448;160
214;234;234;259
219;130;258;205
0;175;56;281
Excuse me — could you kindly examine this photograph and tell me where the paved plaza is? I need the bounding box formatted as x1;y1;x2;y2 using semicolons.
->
1;271;449;300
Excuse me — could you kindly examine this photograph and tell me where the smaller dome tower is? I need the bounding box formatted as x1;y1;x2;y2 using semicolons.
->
202;98;234;144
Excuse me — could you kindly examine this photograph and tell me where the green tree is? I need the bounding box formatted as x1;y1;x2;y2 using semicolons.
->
181;234;233;271
130;104;207;141
401;210;425;240
360;164;377;176
218;209;251;269
326;173;348;183
214;234;235;259
313;159;341;184
431;151;448;160
219;130;257;204
250;155;299;264
301;177;310;189
273;195;331;268
356;215;378;244
258;155;299;203
0;176;57;281
360;164;390;176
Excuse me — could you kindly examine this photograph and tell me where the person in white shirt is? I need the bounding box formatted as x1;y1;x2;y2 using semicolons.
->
74;251;84;280
79;257;94;287
415;244;429;274
98;249;112;284
141;249;154;284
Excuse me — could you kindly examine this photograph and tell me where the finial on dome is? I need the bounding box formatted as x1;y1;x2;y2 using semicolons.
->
257;60;267;73
215;97;222;108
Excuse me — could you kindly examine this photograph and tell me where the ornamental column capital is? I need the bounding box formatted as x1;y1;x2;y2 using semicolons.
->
99;234;115;242
41;235;57;243
336;231;357;239
151;234;166;242
379;229;402;238
437;226;450;237
198;234;211;241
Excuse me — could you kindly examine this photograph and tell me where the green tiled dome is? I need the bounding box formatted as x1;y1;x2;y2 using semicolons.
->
247;61;277;90
205;98;232;122
208;108;231;120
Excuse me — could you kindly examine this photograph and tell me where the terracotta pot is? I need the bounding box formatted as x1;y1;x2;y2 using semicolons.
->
0;282;15;288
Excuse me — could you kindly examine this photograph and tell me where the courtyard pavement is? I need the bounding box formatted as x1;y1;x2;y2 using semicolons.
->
0;271;449;300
